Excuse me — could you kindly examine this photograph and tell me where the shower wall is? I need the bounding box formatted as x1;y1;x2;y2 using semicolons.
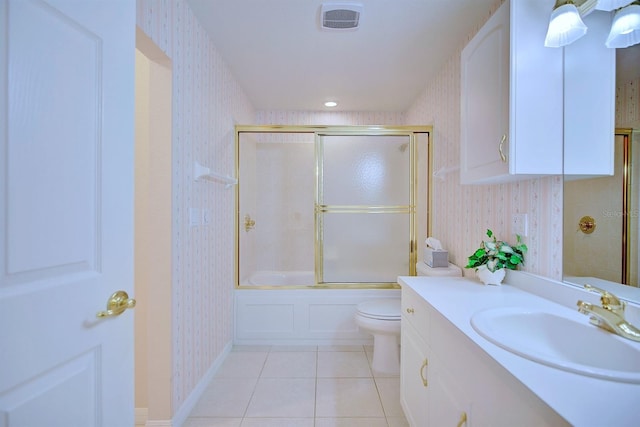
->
254;140;315;272
238;133;315;283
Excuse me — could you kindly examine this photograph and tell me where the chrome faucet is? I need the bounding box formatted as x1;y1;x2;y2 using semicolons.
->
577;284;640;342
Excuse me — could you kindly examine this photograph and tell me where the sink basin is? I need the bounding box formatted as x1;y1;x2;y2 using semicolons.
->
470;307;640;383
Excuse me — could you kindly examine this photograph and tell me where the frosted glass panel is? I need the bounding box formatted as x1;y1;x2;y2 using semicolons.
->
321;135;410;206
238;132;315;285
321;213;410;283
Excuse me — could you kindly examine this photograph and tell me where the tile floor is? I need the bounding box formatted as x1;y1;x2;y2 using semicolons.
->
183;345;409;427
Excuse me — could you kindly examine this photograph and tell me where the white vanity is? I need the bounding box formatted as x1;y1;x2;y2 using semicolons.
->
399;272;640;427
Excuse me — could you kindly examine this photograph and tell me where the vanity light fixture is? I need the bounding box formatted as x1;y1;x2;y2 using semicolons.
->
544;0;640;48
544;0;588;47
595;0;636;10
324;101;338;107
605;1;640;47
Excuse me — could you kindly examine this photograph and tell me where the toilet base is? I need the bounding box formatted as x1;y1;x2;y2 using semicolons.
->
371;333;400;375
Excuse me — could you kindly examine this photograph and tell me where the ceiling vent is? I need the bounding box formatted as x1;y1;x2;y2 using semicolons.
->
321;3;363;31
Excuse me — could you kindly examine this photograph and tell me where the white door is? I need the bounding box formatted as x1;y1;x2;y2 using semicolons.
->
0;1;135;426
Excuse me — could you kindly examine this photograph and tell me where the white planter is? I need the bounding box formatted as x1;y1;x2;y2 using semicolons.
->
476;266;506;286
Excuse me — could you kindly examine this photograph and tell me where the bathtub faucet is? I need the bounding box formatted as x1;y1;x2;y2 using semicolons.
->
244;214;256;232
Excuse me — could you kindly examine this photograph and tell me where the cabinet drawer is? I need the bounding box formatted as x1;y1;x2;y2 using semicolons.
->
401;286;430;343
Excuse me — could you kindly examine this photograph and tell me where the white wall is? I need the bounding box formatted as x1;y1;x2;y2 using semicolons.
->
134;39;173;421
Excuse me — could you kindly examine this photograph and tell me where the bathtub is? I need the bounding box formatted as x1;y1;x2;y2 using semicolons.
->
234;284;401;345
247;270;315;286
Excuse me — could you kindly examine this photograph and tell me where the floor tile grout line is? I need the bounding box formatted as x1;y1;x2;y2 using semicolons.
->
314;347;319;426
189;345;403;426
239;349;270;420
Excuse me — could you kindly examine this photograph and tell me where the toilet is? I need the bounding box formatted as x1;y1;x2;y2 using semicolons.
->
355;261;462;375
355;298;402;374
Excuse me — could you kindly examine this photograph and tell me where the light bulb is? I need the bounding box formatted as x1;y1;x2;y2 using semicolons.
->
606;3;640;48
545;3;589;47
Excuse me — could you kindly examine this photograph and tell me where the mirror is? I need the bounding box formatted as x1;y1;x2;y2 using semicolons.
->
563;44;640;303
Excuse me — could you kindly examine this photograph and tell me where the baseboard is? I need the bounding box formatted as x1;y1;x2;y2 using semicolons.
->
135;408;147;427
136;407;173;427
171;341;233;427
146;421;173;427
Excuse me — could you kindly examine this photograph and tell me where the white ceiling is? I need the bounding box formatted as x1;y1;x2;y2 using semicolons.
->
187;0;640;112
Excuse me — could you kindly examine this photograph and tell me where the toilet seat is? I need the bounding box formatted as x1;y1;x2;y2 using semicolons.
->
356;298;401;320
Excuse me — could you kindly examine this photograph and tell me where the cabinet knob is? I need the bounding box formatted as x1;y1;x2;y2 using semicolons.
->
406;308;415;314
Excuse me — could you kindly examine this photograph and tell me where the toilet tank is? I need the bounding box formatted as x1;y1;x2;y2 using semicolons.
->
416;261;462;277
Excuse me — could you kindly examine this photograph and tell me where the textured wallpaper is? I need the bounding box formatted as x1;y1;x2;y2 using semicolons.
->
616;77;639;127
137;0;255;416
256;110;406;126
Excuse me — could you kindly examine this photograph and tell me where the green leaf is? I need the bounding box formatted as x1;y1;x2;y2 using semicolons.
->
466;229;526;271
500;244;513;254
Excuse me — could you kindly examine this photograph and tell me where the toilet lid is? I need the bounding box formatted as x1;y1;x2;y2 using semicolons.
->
356;298;401;319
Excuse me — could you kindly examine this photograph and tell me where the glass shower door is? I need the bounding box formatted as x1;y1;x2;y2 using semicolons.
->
316;134;415;284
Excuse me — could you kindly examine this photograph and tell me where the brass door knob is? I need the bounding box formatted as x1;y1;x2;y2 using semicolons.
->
97;291;136;318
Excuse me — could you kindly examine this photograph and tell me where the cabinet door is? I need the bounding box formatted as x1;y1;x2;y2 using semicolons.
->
461;0;562;184
508;0;563;176
431;354;471;427
401;323;430;427
564;10;615;176
460;1;509;184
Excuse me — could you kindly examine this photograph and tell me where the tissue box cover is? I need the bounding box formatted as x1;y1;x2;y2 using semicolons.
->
424;247;448;268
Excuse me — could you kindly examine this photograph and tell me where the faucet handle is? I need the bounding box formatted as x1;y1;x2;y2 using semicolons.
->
584;284;625;311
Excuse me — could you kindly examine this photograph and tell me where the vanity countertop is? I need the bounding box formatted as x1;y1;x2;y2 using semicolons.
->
398;275;640;427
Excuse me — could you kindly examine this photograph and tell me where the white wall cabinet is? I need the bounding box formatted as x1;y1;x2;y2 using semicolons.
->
400;284;569;426
563;10;616;177
461;0;563;184
461;0;615;184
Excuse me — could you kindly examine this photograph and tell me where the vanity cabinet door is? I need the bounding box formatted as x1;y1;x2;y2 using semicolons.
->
460;0;563;184
400;323;430;427
430;354;470;427
401;287;471;427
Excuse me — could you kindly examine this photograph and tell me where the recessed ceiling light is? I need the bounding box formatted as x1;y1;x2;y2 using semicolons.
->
324;101;338;107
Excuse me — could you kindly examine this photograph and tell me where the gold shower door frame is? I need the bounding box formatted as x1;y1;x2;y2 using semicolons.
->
235;125;432;289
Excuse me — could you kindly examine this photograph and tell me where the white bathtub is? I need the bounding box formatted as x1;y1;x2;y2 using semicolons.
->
234;287;401;345
247;270;315;286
